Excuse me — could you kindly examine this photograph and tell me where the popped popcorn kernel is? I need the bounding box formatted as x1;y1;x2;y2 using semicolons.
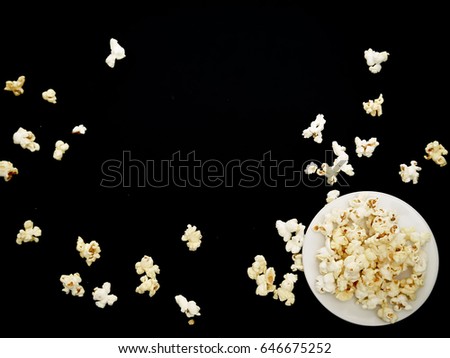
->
76;236;101;266
175;295;201;318
315;141;354;185
13;127;40;152
92;282;118;308
136;275;160;297
276;218;305;254
302;114;326;144
424;140;447;167
364;48;389;74
4;75;25;96
135;255;160;297
42;89;57;103
60;273;85;297
291;253;304;272
355;137;379;158
248;255;276;296
53;140;69;160
273;273;298;306
304;162;319;175
363;94;384;116
181;224;202;251
16;220;42;245
0;160;19;182
326;190;340;203
106;38;126;68
399;160;421;184
72;124;87;134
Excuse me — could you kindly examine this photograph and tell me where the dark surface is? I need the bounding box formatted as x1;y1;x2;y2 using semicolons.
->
1;4;449;338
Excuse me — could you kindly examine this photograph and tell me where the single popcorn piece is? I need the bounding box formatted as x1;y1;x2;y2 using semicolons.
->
364;48;389;74
175;295;201;318
181;224;203;251
13;127;40;152
0;161;19;182
273;273;298;306
276;219;305;254
291;253;304;272
76;236;101;266
53;140;69;160
355;137;379;158
135;255;160;278
424;140;447;167
363;94;384;116
4;75;25;96
304;162;319;175
60;273;85;297
16;220;42;245
248;255;276;296
302;114;326;144
106;38;126;68
72;124;87;134
316;141;354;185
136;275;160;297
399;160;422;184
42;89;57;103
92;282;118;308
326;189;340;203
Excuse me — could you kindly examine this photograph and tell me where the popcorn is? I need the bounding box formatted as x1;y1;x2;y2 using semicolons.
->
42;89;57;103
316;141;354;185
291;253;304;272
0;160;18;181
355;137;379;158
136;275;160;297
181;224;202;251
135;255;160;297
92;282;118;308
76;236;101;266
4;75;25;96
248;255;276;296
276;219;305;254
364;48;389;74
326;189;340;203
16;220;42;245
399;160;421;184
106;38;126;68
175;295;201;318
273;273;298;306
72;124;87;135
302;114;326;144
53;140;69;160
424;140;447;167
247;254;267;280
13;127;40;152
60;273;85;297
304;162;319;175
363;94;384;116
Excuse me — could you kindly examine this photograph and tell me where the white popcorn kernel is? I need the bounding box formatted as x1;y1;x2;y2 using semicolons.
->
424;140;447;167
247;255;267;280
72;124;87;135
0;161;19;182
316;141;354;185
363;94;384;116
92;282;118;308
60;273;85;297
326;190;340;203
53;140;69;160
255;267;276;296
291;253;304;272
13;127;40;152
136;275;160;297
364;48;389;74
175;295;201;318
302;114;326;143
135;255;160;278
106;38;126;68
315;273;336;294
377;305;398;323
273;273;298;306
16;220;42;245
76;236;101;266
355;137;379;158
4;75;25;96
181;224;203;251
304;162;318;175
275;218;304;242
399;160;421;184
42;89;57;103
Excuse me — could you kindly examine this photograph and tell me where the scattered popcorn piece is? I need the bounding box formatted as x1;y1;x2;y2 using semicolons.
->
364;48;389;74
304;162;319;175
136;275;160;297
60;273;85;297
273;273;298;306
175;295;201;318
0;160;18;182
92;282;118;308
399;160;421;184
135;255;160;279
4;75;25;96
13;127;40;152
424;140;447;167
363;94;384;116
106;38;126;68
16;220;41;245
72;124;87;135
248;255;276;296
291;253;304;272
76;236;101;266
42;89;57;103
181;224;203;251
53;140;69;160
247;254;267;280
276;219;305;254
316;141;354;185
302;114;326;143
355;137;379;158
326;189;340;203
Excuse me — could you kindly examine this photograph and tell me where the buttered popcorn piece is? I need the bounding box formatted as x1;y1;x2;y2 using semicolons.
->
363;94;384;116
4;75;25;96
42;89;57;103
106;38;126;68
364;48;389;74
92;282;118;308
60;273;85;297
424;140;447;167
273;273;298;306
16;220;42;245
302;114;326;143
399;160;421;184
53;140;69;160
13;127;40;152
72;124;87;134
0;160;19;182
181;224;203;251
135;255;160;278
355;137;379;158
175;295;201;318
76;236;101;266
326;190;340;203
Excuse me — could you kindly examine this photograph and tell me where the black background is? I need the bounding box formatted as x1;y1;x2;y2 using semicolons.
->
1;3;449;338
